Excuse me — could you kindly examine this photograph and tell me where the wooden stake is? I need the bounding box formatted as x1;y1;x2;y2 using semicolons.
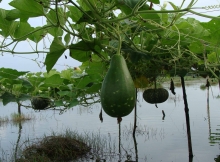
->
180;76;193;158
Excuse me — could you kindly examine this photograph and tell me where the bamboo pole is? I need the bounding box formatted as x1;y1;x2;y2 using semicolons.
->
180;76;193;158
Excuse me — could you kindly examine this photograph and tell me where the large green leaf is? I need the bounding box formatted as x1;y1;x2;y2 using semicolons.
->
14;22;34;40
67;6;83;23
75;76;93;89
28;26;48;43
44;74;64;88
201;19;220;44
48;27;63;37
69;39;101;62
5;9;28;21
46;8;66;26
68;99;79;108
45;38;66;72
0;9;18;37
115;0;140;15
85;61;106;80
18;94;31;101
69;40;101;62
0;68;28;79
188;41;203;54
9;0;44;17
0;92;17;105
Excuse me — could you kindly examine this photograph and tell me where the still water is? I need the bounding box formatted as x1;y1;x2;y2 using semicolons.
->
0;81;220;162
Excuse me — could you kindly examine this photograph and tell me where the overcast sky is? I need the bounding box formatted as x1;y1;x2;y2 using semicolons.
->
0;0;220;72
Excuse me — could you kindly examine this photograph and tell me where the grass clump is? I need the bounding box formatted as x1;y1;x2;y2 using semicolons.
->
18;136;90;162
0;116;9;124
16;130;92;162
10;113;32;123
15;129;118;162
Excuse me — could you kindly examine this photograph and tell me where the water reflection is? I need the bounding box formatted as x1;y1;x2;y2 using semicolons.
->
0;82;220;161
14;121;22;161
205;81;220;145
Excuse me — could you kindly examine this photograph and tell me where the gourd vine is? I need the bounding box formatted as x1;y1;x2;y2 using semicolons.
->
0;0;220;110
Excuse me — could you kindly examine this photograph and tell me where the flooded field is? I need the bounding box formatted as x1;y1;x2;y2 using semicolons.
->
0;81;220;162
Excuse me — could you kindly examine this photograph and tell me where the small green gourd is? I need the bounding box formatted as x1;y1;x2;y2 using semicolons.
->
100;54;136;118
143;88;169;104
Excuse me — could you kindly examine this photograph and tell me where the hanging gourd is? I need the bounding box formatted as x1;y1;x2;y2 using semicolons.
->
143;88;169;104
100;54;136;118
143;78;169;106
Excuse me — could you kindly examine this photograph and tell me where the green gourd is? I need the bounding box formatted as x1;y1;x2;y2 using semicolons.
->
100;54;136;118
143;88;169;104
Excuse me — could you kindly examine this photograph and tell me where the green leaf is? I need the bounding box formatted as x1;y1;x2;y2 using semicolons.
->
0;68;28;79
67;6;83;23
149;0;160;4
45;38;66;72
86;83;102;93
18;94;31;101
188;41;203;54
85;62;106;80
76;11;95;24
48;27;63;37
46;8;66;26
27;76;45;88
68;99;79;108
167;1;179;10
44;74;64;88
9;0;44;17
69;40;101;62
64;33;71;46
115;0;140;15
60;69;73;80
57;91;73;97
0;92;17;105
69;41;94;62
54;100;64;106
5;9;21;21
5;9;30;22
70;50;91;62
75;76;93;89
0;9;18;37
207;52;218;63
28;27;47;43
21;79;33;89
14;22;34;40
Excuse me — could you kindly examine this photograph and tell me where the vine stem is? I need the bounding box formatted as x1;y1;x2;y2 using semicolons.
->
0;25;54;48
81;0;122;55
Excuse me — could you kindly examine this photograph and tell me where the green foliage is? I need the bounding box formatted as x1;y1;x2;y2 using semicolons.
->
0;0;220;108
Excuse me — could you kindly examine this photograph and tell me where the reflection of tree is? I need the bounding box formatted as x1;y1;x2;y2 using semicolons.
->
14;121;22;161
206;79;220;145
14;102;23;160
